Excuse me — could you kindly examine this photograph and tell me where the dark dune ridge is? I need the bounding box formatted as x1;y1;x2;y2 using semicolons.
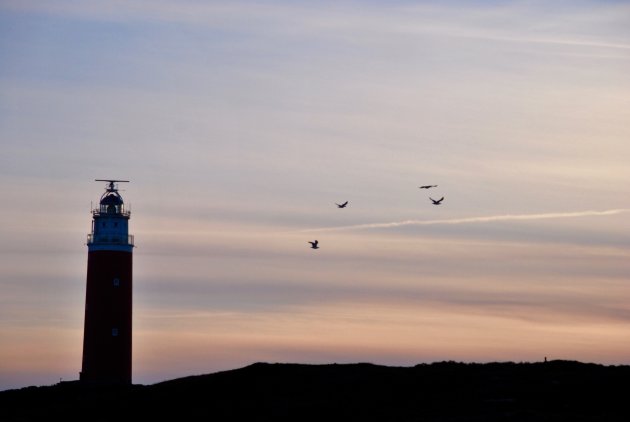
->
1;360;628;421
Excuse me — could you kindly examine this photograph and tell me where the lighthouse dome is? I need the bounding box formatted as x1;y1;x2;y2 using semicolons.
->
99;191;125;214
100;192;124;205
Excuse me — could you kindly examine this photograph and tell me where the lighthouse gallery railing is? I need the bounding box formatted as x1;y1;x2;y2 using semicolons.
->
86;234;134;246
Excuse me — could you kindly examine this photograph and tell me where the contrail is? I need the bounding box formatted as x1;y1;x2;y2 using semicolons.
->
300;209;630;233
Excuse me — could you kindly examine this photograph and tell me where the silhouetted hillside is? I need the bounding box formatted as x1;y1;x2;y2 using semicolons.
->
2;360;629;421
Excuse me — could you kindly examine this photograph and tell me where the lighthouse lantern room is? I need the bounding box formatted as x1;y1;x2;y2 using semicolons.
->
80;179;134;384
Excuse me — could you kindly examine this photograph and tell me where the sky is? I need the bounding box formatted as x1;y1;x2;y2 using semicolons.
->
1;0;630;390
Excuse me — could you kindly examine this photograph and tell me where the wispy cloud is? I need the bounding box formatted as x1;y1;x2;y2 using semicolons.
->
5;0;629;52
301;209;630;233
444;32;630;51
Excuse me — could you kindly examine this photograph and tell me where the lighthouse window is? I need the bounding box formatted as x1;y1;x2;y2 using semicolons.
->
113;278;120;287
112;328;119;337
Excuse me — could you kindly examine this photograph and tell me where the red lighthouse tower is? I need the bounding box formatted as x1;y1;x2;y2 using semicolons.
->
80;179;134;384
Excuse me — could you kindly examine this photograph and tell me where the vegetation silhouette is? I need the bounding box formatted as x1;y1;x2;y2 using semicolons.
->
1;360;629;421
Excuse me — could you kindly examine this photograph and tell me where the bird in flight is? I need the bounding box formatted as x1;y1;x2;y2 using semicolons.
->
308;240;319;249
430;197;444;205
336;201;348;208
419;185;437;189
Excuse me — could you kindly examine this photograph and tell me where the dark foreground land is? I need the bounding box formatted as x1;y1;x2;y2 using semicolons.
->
1;360;629;421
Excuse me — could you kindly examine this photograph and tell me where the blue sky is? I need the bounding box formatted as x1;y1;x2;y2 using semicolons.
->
1;0;630;390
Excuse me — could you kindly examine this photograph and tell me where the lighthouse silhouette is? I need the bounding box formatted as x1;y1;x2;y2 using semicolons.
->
80;179;134;384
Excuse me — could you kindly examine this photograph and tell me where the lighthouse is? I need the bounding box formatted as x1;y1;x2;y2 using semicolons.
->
80;179;134;384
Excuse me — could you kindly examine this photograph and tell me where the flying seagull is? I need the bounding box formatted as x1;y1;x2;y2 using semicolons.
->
419;185;437;189
308;240;319;249
336;201;348;208
430;197;444;205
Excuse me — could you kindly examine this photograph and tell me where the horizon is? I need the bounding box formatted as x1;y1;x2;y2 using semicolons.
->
3;358;626;391
1;0;630;391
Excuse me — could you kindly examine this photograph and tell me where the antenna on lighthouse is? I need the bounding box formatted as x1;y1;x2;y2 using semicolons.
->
95;179;130;192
